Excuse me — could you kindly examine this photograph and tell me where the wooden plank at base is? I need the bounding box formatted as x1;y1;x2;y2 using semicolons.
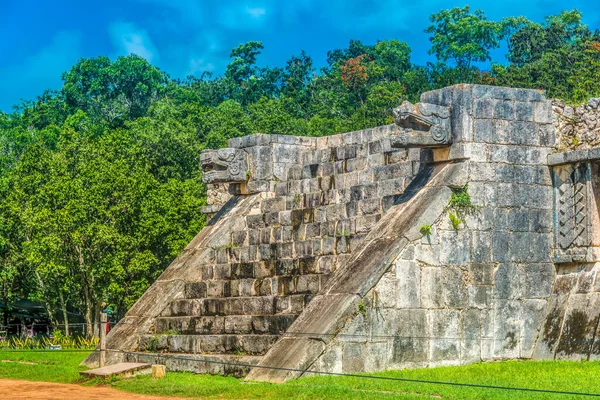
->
81;362;151;379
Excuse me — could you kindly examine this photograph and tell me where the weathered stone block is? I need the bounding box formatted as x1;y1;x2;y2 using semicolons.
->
493;263;520;299
493;300;521;358
468;285;492;309
429;309;461;364
395;260;421;308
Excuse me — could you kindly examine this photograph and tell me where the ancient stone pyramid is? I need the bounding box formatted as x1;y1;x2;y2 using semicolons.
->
84;84;600;382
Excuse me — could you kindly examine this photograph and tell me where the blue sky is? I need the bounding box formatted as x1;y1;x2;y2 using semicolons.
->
1;0;599;112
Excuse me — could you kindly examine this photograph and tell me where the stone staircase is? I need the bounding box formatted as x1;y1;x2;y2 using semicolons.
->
100;126;429;376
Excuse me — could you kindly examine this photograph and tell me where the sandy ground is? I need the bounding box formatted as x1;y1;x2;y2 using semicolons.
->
0;379;190;400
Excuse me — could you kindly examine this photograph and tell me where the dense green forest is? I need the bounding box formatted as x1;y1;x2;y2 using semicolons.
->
1;7;599;335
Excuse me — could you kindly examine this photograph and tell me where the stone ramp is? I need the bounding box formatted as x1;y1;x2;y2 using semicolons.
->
80;362;151;379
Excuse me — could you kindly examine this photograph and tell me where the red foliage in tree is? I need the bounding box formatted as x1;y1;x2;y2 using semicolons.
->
589;41;600;52
340;54;369;89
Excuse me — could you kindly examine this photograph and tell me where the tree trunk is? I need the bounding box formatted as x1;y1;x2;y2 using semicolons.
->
59;289;69;336
33;270;58;328
77;245;94;338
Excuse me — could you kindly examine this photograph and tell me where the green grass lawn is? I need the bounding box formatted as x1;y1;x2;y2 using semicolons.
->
1;350;599;399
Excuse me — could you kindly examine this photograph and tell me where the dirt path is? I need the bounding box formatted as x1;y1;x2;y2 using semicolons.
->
0;379;191;399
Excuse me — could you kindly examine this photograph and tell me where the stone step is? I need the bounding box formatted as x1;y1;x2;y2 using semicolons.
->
155;314;298;335
124;352;261;378
163;294;313;317
139;334;280;355
185;274;326;299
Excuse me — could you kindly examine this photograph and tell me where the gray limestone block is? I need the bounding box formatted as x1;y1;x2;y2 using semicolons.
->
359;198;381;215
385;149;409;164
555;293;600;360
514;101;534;122
213;264;232;280
529;210;553;233
246;180;270;193
512;120;540;145
275;182;288;196
519;263;554;298
497;183;517;207
346;157;367;173
265;212;280;228
372;271;398;308
475;98;496;119
493;299;522;358
469;263;494;285
302;164;320;179
442;267;468;308
429;309;461;363
468;226;492;260
342;342;366;373
462;309;483;363
493;263;521;299
473;85;517;100
414;243;441;266
420;267;445;308
489;144;510;164
520;299;547;358
517;89;544;102
507;209;529;232
185;281;207;299
495;163;515;182
468;182;498;207
395;260;421;308
364;341;388;372
377;178;405;197
373;163;412;181
534;165;552;186
533;101;553;124
438;230;471;265
466;207;493;232
513;165;537;184
528;234;552;262
495;100;515;120
468;285;492;309
387;309;430;366
470;162;496;182
577;270;596;294
538;124;555;147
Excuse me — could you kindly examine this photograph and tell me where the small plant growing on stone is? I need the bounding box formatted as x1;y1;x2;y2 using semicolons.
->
163;329;179;335
446;185;477;229
358;301;367;317
448;212;463;230
232;345;247;356
293;194;301;206
420;224;433;236
448;185;473;210
245;169;252;181
147;336;160;352
336;229;350;237
216;242;238;251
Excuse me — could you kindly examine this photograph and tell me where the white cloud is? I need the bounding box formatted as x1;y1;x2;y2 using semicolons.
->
108;22;159;62
247;7;266;18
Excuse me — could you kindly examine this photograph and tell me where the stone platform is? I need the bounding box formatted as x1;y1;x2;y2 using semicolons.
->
83;84;600;383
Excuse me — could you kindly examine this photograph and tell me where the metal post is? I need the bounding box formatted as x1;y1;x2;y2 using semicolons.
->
99;312;107;368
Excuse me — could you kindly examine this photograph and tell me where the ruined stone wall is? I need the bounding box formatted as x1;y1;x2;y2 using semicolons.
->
305;84;560;374
553;98;600;152
90;84;600;380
